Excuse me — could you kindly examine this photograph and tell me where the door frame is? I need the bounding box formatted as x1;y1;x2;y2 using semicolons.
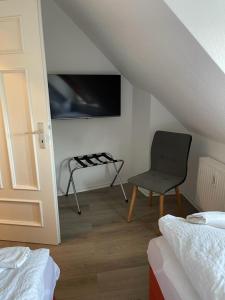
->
37;0;61;244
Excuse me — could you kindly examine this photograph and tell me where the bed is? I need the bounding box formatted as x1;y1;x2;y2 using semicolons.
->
43;256;60;300
148;214;225;300
0;247;59;300
147;236;200;300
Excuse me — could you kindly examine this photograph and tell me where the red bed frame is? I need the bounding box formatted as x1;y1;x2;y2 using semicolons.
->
149;266;164;300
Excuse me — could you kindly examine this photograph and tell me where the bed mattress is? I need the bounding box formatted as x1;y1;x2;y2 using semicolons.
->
147;236;200;300
0;249;59;300
43;256;60;300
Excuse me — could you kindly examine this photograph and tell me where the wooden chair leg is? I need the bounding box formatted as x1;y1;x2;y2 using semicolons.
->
159;194;164;217
175;186;182;216
128;185;138;222
149;191;153;206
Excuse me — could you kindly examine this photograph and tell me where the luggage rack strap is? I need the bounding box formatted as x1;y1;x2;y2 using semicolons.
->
72;152;120;169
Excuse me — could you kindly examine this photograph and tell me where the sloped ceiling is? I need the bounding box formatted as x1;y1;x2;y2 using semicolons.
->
55;0;225;143
164;0;225;75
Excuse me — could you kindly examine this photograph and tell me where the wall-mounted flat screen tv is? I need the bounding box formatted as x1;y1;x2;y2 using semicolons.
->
48;74;121;119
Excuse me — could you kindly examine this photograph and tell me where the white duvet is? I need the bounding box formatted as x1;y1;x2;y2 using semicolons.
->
0;247;30;269
159;215;225;300
0;248;50;300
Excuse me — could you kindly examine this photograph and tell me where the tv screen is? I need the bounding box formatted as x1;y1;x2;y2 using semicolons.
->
47;74;121;119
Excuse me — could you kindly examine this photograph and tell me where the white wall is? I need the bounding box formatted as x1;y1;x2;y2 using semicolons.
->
130;88;151;176
41;0;116;74
41;0;133;194
150;95;188;143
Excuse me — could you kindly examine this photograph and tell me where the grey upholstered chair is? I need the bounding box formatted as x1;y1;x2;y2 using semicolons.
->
127;130;192;222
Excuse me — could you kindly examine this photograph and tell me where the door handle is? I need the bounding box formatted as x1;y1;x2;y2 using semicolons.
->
14;122;46;149
35;122;46;149
24;129;43;135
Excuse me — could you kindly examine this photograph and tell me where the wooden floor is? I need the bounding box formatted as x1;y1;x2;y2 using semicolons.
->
0;184;196;300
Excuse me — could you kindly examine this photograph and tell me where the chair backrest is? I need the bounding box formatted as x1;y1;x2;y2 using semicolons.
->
151;131;192;178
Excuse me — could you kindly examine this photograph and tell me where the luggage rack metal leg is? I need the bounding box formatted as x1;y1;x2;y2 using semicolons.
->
109;159;128;202
65;159;81;215
110;160;124;186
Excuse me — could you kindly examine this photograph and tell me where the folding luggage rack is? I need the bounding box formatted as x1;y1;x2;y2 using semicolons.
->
66;152;128;214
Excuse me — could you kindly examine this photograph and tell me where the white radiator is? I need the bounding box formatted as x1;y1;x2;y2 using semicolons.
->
196;157;225;211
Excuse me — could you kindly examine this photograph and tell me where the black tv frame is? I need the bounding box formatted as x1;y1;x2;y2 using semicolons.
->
47;74;121;119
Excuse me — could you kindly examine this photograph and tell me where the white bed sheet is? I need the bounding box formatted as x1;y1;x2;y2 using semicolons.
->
159;215;225;300
147;236;200;300
0;249;59;300
43;256;60;300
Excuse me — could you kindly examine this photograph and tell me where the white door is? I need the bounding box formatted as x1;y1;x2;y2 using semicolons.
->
0;0;60;244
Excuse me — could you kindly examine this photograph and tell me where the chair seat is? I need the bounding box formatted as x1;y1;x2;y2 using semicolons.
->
128;170;183;194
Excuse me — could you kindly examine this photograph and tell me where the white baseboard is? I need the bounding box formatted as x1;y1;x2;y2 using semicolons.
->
59;182;200;213
57;180;128;196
